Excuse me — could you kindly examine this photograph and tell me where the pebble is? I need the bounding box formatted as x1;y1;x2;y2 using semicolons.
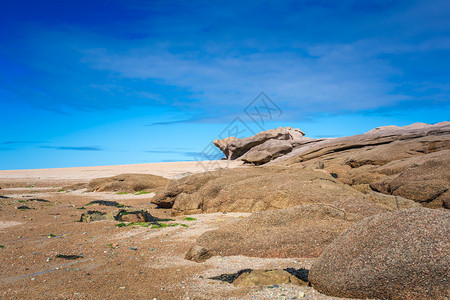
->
130;247;137;250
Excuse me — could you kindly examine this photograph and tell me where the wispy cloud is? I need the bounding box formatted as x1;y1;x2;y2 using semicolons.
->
145;150;180;154
1;141;46;145
145;149;212;158
183;152;205;158
39;146;103;151
145;118;199;126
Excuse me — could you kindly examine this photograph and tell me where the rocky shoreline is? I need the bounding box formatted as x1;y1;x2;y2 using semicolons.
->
0;122;448;299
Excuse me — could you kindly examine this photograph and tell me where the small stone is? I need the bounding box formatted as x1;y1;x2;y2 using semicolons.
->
129;247;138;251
298;291;305;298
184;245;213;262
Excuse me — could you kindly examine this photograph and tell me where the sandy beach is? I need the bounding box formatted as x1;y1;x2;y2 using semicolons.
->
0;160;243;181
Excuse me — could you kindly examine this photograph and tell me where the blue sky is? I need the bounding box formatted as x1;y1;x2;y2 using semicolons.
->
0;0;449;170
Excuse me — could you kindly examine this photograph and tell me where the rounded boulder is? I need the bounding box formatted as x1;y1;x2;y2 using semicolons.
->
309;208;450;299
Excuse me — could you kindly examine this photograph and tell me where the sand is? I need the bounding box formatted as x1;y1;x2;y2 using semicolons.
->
0;160;243;181
0;160;243;189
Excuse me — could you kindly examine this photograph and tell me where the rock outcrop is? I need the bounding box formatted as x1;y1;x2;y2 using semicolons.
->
152;166;418;215
274;122;450;208
369;151;450;208
87;173;169;193
213;127;306;161
309;208;450;299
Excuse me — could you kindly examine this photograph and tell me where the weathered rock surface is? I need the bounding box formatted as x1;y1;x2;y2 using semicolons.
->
370;151;450;208
240;139;293;165
274;122;450;208
187;204;374;260
211;122;449;206
279;122;450;165
152;166;418;215
87;173;169;193
309;208;450;300
213;127;305;160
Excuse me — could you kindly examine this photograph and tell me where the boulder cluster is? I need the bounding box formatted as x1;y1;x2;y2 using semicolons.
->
151;121;449;299
213;127;310;164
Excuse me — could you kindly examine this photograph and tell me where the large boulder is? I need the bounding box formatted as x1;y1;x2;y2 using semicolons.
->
187;204;375;261
309;208;450;299
240;140;293;165
87;173;169;193
213;127;305;160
